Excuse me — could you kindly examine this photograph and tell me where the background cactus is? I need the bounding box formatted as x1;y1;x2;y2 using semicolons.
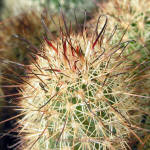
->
8;14;150;150
0;10;62;65
96;0;150;61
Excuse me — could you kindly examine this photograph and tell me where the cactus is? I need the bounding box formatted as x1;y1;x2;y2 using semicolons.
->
0;1;150;149
6;14;150;150
96;0;150;61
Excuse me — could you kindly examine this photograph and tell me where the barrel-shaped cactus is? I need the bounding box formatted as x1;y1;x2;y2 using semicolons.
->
9;15;150;150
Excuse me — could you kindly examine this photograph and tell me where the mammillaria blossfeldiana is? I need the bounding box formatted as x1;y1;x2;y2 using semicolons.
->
4;14;150;150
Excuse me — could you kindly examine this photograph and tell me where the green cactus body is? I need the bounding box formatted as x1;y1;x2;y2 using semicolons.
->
11;15;150;150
